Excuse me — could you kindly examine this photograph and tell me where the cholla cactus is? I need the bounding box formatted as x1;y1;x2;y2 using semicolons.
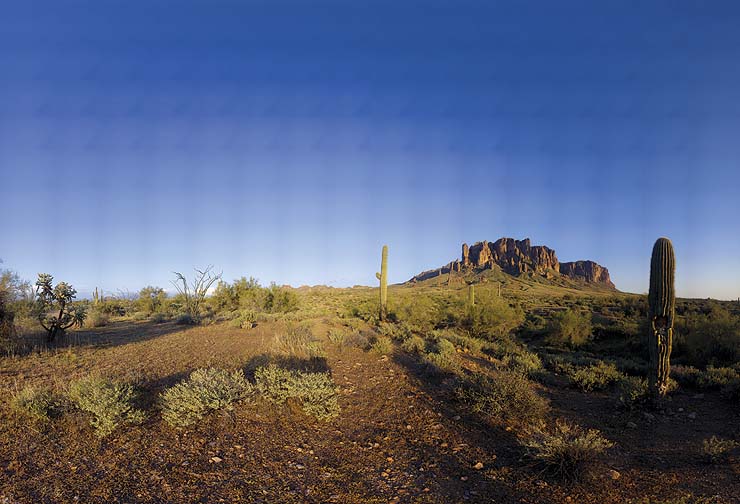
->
647;237;675;399
375;245;388;321
34;273;87;342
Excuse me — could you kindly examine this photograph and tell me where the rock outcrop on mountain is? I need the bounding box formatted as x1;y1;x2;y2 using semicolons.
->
409;237;615;289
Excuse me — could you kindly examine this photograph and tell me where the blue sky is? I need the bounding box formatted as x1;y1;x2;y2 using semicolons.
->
1;0;739;299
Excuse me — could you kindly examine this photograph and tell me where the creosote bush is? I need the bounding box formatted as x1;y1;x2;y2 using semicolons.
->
254;364;339;420
271;324;326;359
522;420;613;481
570;361;624;392
701;436;738;463
401;335;426;354
11;385;60;421
370;335;393;355
618;376;649;409
546;309;592;348
69;376;145;437
161;368;252;427
456;370;549;427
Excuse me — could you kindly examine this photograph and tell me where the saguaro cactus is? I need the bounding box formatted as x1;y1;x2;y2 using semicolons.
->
376;245;388;321
468;283;475;307
647;237;675;399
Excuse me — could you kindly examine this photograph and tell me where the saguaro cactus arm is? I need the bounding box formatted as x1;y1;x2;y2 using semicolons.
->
378;245;388;321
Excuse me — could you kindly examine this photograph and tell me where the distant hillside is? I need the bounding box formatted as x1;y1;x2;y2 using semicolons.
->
407;237;616;290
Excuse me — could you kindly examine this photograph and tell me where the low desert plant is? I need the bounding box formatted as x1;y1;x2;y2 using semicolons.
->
570;361;624;392
150;312;167;324
272;324;326;359
701;436;738;463
697;366;739;390
11;385;61;421
546;309;592;348
254;364;339;420
618;376;649;409
68;376;145;437
87;310;109;328
327;328;348;346
422;337;460;374
370;335;393;355
456;370;549;427
501;350;543;376
522;419;613;481
401;335;426;354
160;368;252;427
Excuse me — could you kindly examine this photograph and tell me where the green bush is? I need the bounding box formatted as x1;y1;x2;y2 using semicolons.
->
69;376;145;437
87;310;110;328
462;296;524;339
401;335;426;354
160;368;252;427
618;376;648;409
501;350;543;376
271;324;325;359
672;365;701;387
175;313;195;325
229;310;257;329
701;436;738;463
697;366;739;389
327;328;349;346
422;337;460;374
254;364;339;420
456;370;549;427
546;310;592;348
675;307;740;367
571;361;623;392
522;419;613;481
264;284;299;313
370;335;393;355
11;385;60;421
150;313;167;324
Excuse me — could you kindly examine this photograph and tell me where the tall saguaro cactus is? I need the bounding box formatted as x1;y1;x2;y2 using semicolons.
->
468;283;475;307
376;245;388;321
648;237;675;399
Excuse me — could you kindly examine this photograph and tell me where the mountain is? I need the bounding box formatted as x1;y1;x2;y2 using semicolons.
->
408;237;615;289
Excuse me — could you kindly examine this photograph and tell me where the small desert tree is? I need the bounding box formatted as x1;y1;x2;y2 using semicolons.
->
34;274;87;342
171;266;222;323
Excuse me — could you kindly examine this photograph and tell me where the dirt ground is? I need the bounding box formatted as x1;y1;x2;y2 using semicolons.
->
0;318;737;503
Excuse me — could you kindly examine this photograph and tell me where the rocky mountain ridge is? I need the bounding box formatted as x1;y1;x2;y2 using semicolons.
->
409;237;615;288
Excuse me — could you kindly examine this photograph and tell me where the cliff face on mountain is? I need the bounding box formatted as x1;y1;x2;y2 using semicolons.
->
409;237;615;289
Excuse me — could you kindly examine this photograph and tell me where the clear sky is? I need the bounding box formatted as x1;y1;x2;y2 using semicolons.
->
1;0;739;299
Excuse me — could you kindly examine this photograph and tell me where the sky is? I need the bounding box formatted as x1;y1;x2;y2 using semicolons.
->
1;0;739;299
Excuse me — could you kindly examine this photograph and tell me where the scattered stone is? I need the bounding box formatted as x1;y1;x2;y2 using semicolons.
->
460;476;468;481
642;412;655;421
608;469;620;480
387;457;394;463
210;457;223;463
473;462;484;470
626;422;637;429
687;412;697;419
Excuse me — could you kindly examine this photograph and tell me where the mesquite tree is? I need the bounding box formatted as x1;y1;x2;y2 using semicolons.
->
34;273;87;342
171;266;222;323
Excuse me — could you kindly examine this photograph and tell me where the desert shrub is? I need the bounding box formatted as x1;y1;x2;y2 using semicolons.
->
346;297;379;323
87;310;109;328
546;310;592;348
422;337;460;374
675;307;740;367
135;286;167;315
160;368;252;427
571;361;624;392
264;284;299;313
522;420;613;481
390;294;441;333
697;366;739;390
150;312;167;324
672;365;702;387
401;335;426;354
377;321;414;342
254;364;339;420
462;296;524;339
271;324;326;359
68;376;145;437
175;313;195;325
618;376;649;409
438;330;485;353
501;350;543;376
11;385;61;421
229;310;256;329
456;371;549;427
370;335;393;355
327;328;348;346
701;436;738;463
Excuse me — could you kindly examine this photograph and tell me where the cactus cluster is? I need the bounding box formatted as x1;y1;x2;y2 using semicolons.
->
376;245;388;321
647;237;675;399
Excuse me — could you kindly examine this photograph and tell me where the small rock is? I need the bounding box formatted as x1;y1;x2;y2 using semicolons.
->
688;412;697;419
386;457;394;463
643;412;655;421
626;422;637;429
677;408;684;412
210;457;223;463
473;462;484;470
692;393;704;399
607;469;620;480
460;476;468;481
453;415;461;421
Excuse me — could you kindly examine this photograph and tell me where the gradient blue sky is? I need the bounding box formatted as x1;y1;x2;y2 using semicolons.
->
1;0;739;299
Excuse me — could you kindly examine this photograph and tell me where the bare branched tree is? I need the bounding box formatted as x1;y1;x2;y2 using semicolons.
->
171;266;222;323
